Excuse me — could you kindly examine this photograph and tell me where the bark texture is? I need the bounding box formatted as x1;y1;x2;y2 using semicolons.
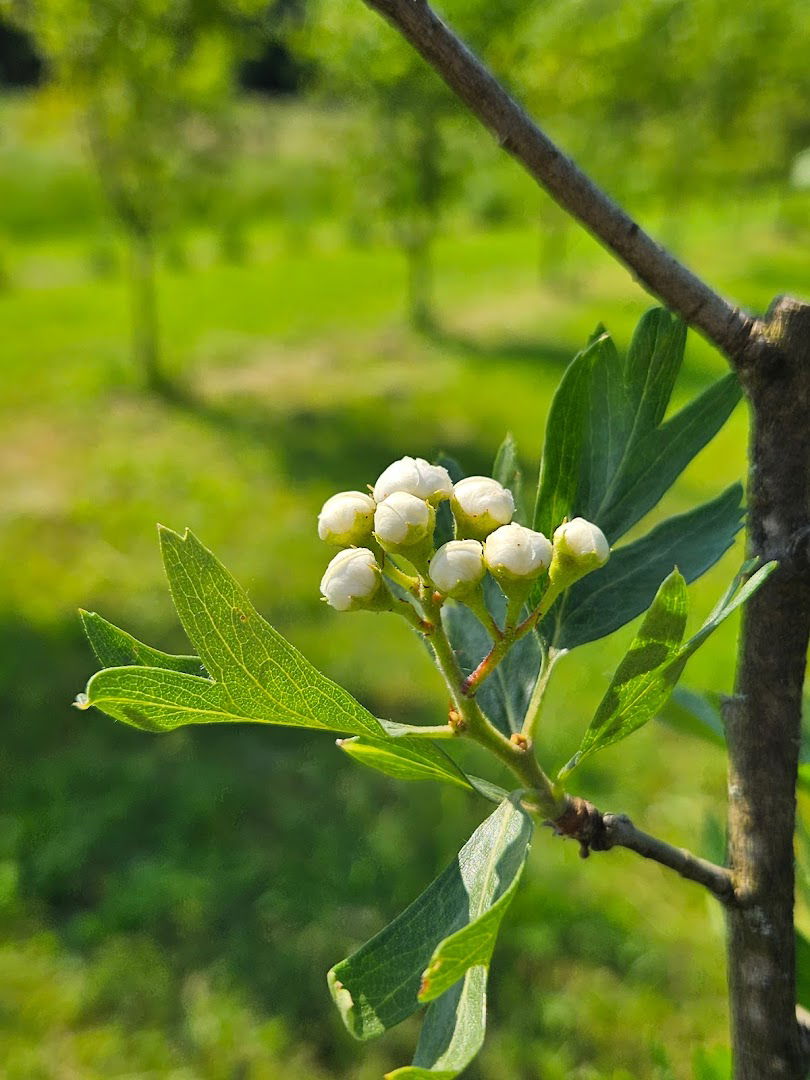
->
726;298;810;1079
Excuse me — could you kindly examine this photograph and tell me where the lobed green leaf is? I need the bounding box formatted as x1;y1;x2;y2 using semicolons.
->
77;529;384;737
79;609;202;675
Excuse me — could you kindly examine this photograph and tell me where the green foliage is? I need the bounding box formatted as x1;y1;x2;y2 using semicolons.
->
72;305;762;1077
562;560;776;777
557;485;744;650
533;310;743;649
79;528;384;736
3;0;269;238
80;609;202;674
534;310;741;543
329;795;531;1076
337;735;475;792
443;584;543;737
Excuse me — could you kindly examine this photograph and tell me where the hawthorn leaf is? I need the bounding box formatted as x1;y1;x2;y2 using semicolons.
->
434;453;465;548
532;335;600;537
594;372;741;543
328;795;531;1042
560;560;776;778
77;529;384;738
79;609;202;675
492;433;526;524
385;968;486;1079
533;308;740;548
658;687;726;748
337;735;475;791
551;484;744;650
559;569;689;778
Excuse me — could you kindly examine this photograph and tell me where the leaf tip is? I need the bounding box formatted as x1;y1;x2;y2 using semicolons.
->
74;692;90;711
327;969;361;1037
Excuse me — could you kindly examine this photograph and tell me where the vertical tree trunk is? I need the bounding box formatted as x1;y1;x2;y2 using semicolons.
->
128;229;164;391
406;237;434;331
726;296;810;1079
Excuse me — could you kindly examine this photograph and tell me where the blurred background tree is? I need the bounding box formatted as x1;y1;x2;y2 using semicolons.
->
2;0;277;389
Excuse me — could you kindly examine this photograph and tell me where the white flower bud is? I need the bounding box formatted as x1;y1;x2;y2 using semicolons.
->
317;490;376;546
429;540;485;598
484;523;552;582
320;548;381;611
451;476;514;539
374;491;434;551
549;517;610;588
373;456;453;505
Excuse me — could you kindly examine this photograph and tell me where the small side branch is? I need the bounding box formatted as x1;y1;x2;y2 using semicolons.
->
552;797;735;905
363;0;759;365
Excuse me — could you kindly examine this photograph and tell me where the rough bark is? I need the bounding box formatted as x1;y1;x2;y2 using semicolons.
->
725;298;810;1079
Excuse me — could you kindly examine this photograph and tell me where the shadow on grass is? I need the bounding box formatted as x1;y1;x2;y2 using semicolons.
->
163;381;495;487
422;324;575;368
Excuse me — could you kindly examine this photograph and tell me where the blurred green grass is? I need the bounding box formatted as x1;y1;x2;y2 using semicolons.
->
1;92;808;1078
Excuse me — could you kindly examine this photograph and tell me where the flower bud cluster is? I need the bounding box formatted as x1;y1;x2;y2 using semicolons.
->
316;454;610;616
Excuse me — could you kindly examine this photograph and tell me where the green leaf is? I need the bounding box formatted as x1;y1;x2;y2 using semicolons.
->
552;484;744;650
79;610;202;675
338;728;507;803
593;373;741;543
442;583;542;736
337;735;475;791
560;561;776;778
532;335;600;537
77;529;384;738
384;969;486;1079
658;687;726;749
328;795;531;1042
492;433;526;525
533;309;740;548
560;570;689;777
434;453;465;548
797;930;810;1011
575;330;631;523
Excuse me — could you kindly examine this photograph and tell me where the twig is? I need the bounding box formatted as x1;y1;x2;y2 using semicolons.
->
552;796;735;905
362;0;760;365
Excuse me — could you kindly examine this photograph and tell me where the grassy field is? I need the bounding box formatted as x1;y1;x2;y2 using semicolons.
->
1;91;809;1078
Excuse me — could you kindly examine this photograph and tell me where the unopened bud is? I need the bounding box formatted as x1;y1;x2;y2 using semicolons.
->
451;476;514;540
320;548;383;612
317;490;376;546
429;539;485;598
373;456;453;505
374;491;435;553
484;523;552;583
549;517;610;588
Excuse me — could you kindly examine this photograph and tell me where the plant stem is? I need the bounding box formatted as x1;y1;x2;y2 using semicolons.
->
423;597;563;816
462;580;562;694
521;646;565;740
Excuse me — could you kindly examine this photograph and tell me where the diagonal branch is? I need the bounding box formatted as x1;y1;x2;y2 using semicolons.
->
552;796;736;904
362;0;761;365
